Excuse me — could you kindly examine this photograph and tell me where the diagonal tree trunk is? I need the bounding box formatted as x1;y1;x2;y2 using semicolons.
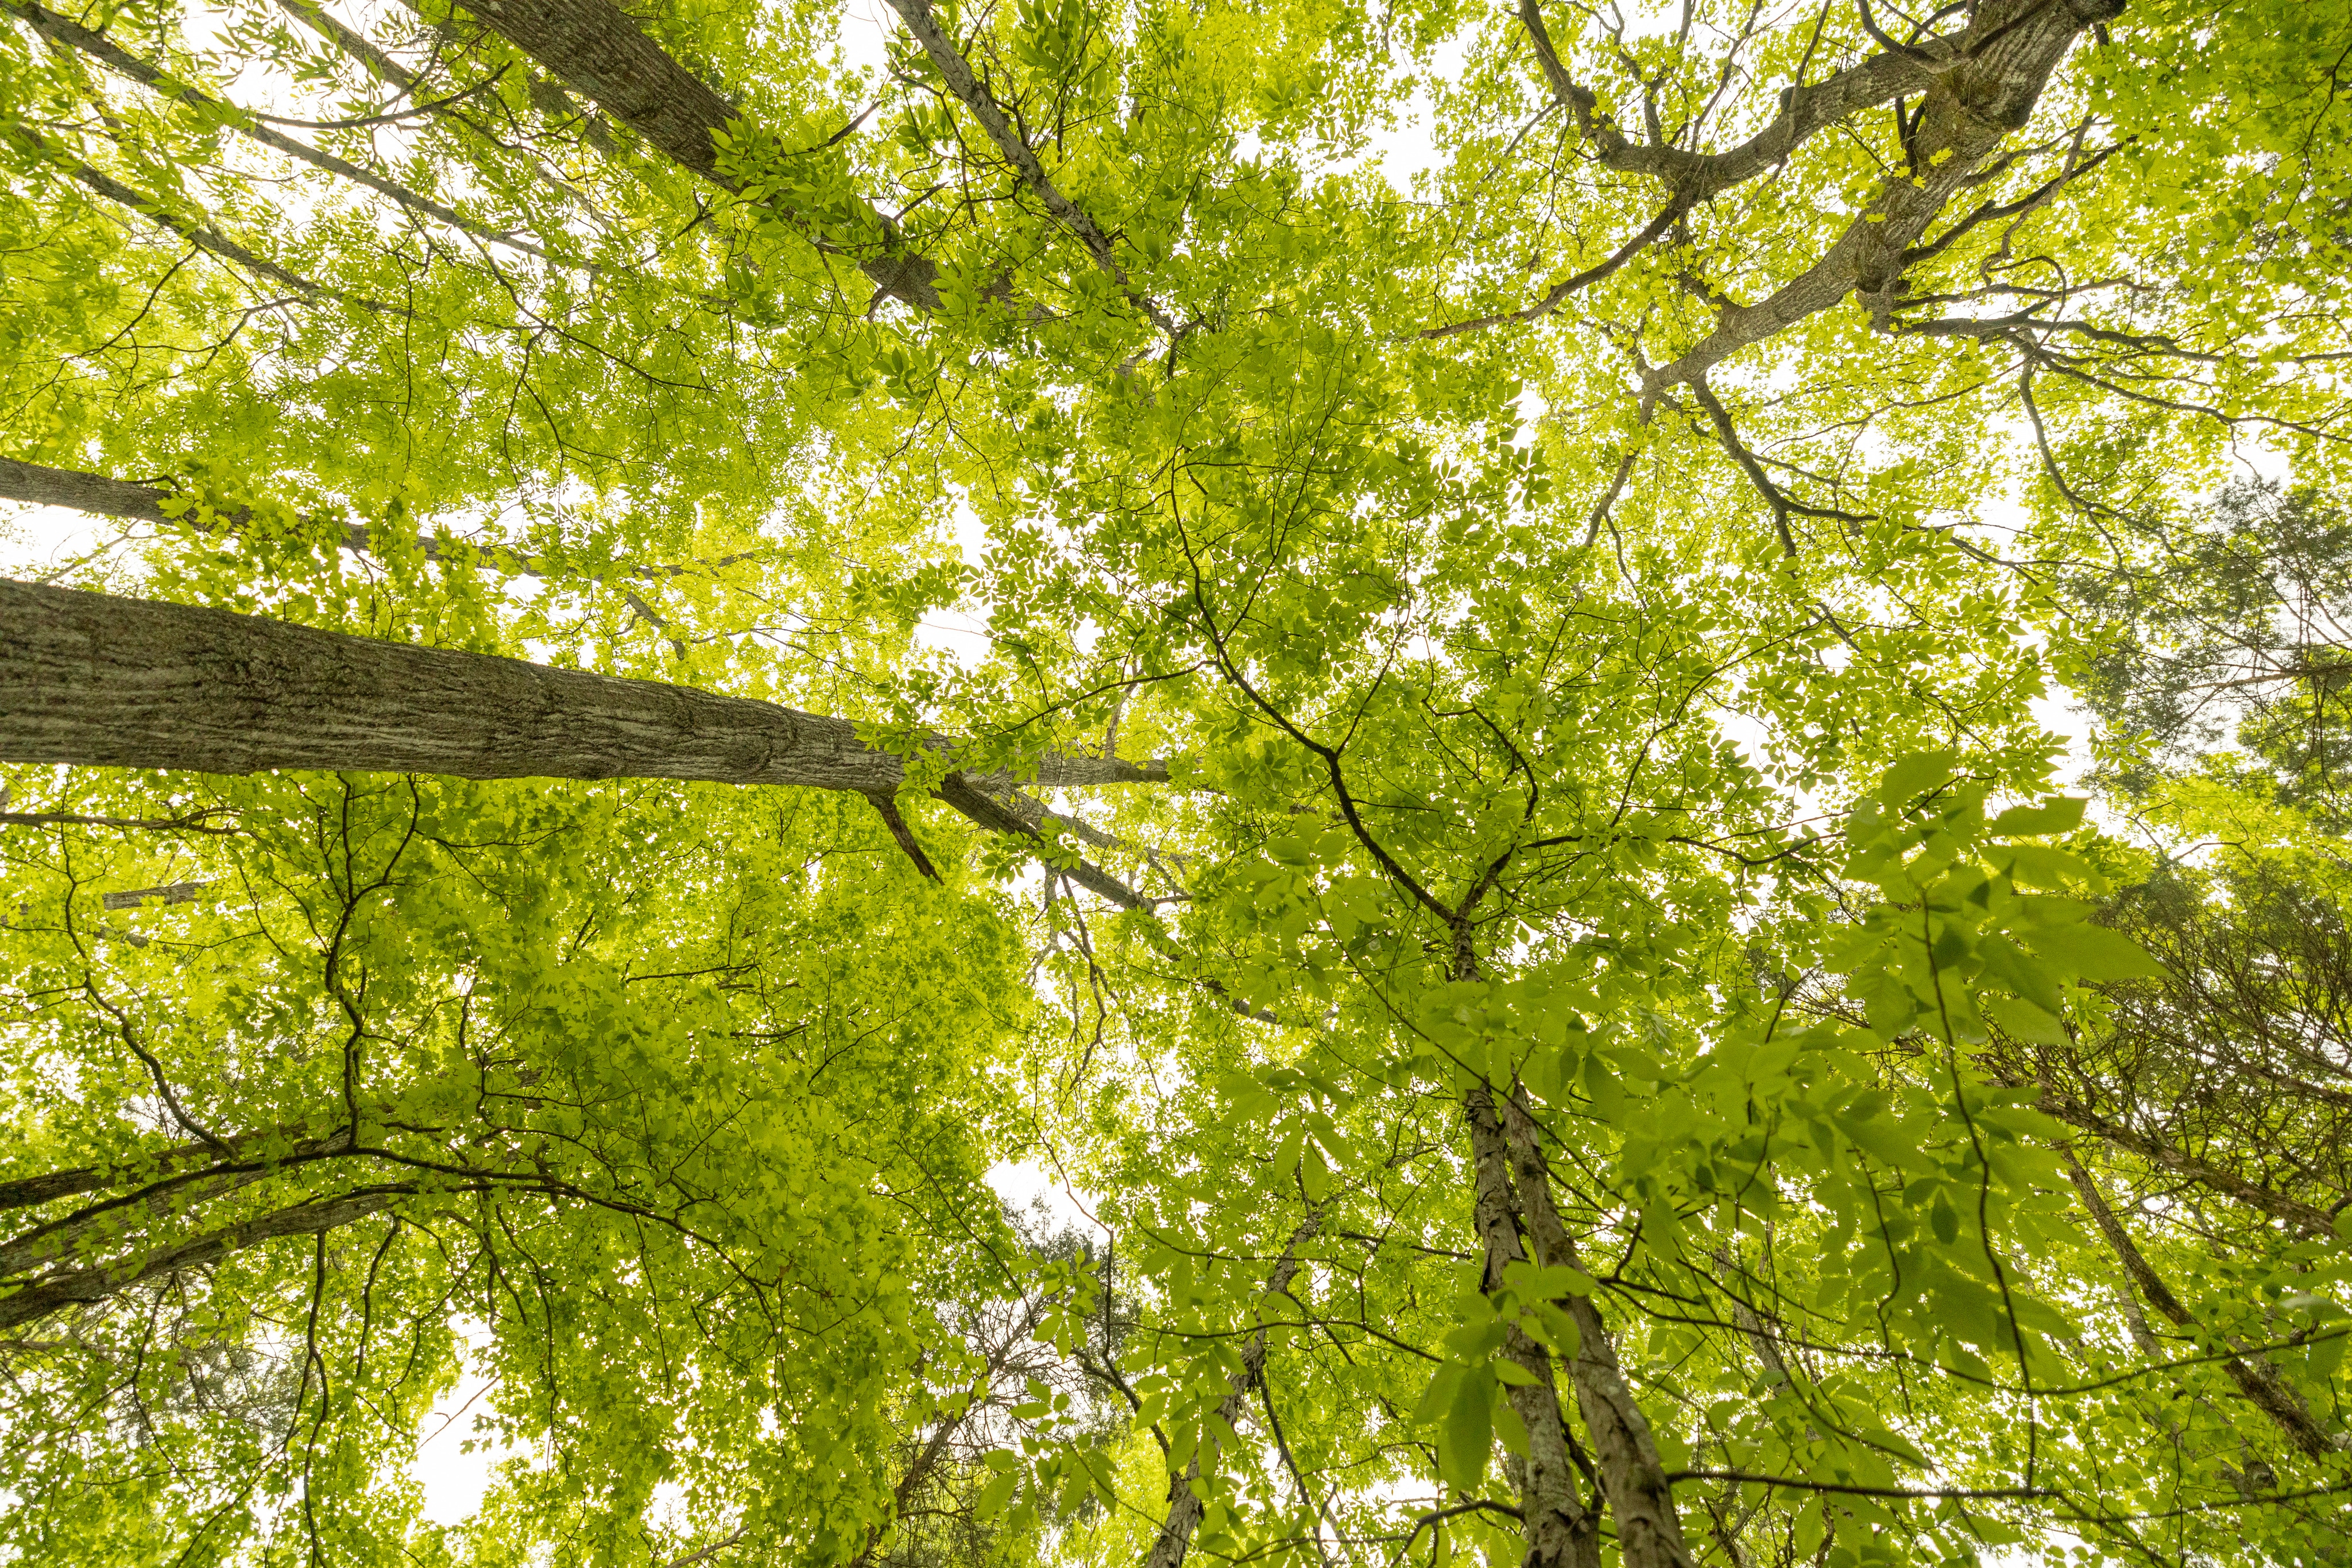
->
0;576;1159;830
1142;1212;1321;1568
2062;1151;2341;1459
432;0;941;310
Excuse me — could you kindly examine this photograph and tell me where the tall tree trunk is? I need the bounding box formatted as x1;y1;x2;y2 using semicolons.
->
1142;1213;1321;1568
0;578;1154;802
1500;1090;1696;1568
1463;1085;1603;1568
435;0;940;309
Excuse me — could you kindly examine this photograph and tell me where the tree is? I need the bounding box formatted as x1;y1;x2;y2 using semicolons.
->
3;0;2350;1565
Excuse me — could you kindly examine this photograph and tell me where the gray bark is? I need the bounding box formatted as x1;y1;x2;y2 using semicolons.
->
440;0;941;309
1643;0;2125;393
0;577;1162;800
0;1188;400;1330
1498;1090;1695;1568
1142;1214;1320;1568
1464;1085;1604;1568
2063;1151;2340;1459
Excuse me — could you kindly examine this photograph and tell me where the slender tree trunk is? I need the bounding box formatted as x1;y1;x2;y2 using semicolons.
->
0;578;1155;800
1143;1213;1320;1568
2063;1151;2339;1459
1463;1084;1603;1568
1500;1089;1696;1568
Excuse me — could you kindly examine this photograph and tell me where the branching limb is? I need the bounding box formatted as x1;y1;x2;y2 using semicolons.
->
8;0;554;260
2061;1149;2339;1459
881;0;1178;336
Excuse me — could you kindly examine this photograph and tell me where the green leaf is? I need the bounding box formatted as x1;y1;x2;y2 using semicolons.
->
974;1468;1019;1519
1435;1368;1494;1491
1975;933;2065;1014
1983;996;2069;1046
2030;922;2166;981
1876;752;1958;808
1988;799;2087;837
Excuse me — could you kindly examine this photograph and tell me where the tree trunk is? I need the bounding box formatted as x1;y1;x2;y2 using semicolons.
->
0;578;1157;799
439;0;940;309
2063;1152;2339;1459
1499;1089;1696;1568
1463;1085;1604;1568
1143;1213;1321;1568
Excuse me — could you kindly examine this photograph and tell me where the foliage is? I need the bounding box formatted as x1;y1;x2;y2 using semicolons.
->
3;0;2351;1564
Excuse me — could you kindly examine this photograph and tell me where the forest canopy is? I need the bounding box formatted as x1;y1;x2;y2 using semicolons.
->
2;1;2351;1565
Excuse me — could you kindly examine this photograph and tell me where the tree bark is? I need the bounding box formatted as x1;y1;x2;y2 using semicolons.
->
1643;0;2125;394
0;577;1160;800
1143;1213;1321;1568
1499;1089;1696;1568
0;1187;401;1330
2063;1151;2339;1459
1464;1085;1604;1568
438;0;941;309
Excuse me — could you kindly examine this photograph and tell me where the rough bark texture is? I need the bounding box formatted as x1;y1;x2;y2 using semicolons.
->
442;0;941;309
0;456;181;529
1499;1090;1696;1568
0;578;1160;796
1464;1085;1604;1568
1643;0;2125;393
2064;1153;2341;1459
1142;1214;1321;1568
0;1188;400;1330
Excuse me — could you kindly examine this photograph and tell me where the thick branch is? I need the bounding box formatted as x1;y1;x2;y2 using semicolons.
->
0;1187;402;1330
1518;0;1942;199
439;0;940;309
1642;0;2124;394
